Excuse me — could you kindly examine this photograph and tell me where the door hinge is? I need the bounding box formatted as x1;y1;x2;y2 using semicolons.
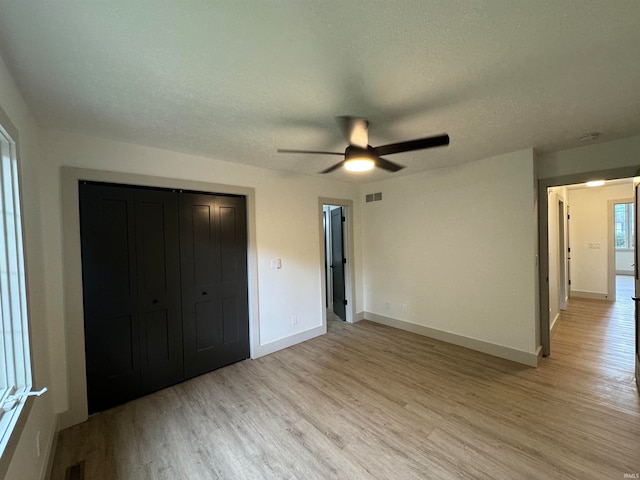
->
343;299;348;306
568;280;571;285
567;214;570;220
343;258;346;264
342;216;345;222
568;247;571;253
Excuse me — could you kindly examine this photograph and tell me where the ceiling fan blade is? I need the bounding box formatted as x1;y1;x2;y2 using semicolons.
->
277;148;343;156
320;160;346;174
336;116;369;148
373;133;449;157
373;155;405;172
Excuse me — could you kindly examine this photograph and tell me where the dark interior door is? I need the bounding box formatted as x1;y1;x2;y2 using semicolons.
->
180;193;250;378
80;183;183;413
331;207;346;321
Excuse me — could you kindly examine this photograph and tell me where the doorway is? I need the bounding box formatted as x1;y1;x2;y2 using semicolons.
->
323;205;346;321
540;168;637;357
320;199;354;324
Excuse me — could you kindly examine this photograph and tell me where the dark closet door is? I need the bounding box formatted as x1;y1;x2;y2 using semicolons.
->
80;184;139;413
135;189;183;394
80;183;183;413
180;193;249;378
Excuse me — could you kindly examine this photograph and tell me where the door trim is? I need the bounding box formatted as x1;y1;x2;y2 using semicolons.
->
557;199;567;311
60;167;258;430
319;198;355;324
538;165;639;357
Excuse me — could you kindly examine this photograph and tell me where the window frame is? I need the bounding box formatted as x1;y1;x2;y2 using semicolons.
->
0;103;35;474
614;201;635;251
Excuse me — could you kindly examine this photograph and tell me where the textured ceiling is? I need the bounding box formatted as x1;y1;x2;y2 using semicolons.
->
0;1;639;183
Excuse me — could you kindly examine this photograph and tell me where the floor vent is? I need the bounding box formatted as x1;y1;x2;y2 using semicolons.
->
65;461;85;480
365;192;382;203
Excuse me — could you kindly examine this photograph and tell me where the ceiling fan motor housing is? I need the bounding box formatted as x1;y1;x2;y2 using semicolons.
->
345;145;373;159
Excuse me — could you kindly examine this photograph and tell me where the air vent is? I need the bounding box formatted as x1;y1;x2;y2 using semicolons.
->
366;192;382;203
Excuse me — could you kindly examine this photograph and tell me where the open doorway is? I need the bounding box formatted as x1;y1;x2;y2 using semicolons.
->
319;198;355;325
323;204;347;321
543;176;635;354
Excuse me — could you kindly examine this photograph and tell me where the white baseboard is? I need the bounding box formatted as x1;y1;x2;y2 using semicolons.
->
570;290;610;301
364;312;538;367
252;325;325;358
354;311;365;323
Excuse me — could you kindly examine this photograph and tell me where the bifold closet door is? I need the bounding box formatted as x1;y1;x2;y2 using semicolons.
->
179;193;250;378
80;183;183;414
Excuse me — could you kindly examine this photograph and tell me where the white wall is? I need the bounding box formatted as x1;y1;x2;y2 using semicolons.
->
0;56;56;480
538;135;640;179
360;149;538;361
569;183;632;297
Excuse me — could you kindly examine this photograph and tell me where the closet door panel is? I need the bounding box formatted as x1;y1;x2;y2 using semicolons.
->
135;189;183;393
80;183;141;414
180;193;249;378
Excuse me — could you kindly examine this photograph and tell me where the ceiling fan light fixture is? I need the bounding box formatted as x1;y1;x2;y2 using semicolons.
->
344;158;375;172
277;116;449;174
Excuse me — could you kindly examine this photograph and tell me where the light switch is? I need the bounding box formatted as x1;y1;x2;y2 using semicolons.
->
271;258;282;269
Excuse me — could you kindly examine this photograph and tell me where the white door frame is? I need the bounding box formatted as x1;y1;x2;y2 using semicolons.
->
319;197;356;323
538;165;639;356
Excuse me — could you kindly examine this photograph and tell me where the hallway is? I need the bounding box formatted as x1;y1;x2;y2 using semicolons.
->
554;275;636;390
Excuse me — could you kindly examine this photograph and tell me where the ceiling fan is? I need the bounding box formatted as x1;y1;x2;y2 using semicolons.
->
277;116;449;174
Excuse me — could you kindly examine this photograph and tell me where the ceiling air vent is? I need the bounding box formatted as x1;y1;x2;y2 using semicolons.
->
365;192;383;203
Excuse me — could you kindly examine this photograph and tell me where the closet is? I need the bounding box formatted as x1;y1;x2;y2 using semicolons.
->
79;182;249;413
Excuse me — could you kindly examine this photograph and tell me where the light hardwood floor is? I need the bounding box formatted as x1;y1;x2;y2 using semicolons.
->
50;299;640;479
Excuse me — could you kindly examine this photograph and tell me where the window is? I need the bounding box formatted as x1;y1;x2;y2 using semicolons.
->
614;202;635;250
0;117;33;458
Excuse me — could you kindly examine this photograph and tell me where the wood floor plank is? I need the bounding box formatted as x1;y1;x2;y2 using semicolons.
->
50;288;640;479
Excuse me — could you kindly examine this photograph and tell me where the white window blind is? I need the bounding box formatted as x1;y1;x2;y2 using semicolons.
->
0;120;33;458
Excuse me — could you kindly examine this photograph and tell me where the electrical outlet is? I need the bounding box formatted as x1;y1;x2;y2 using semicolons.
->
402;303;408;313
384;302;390;310
291;315;298;325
